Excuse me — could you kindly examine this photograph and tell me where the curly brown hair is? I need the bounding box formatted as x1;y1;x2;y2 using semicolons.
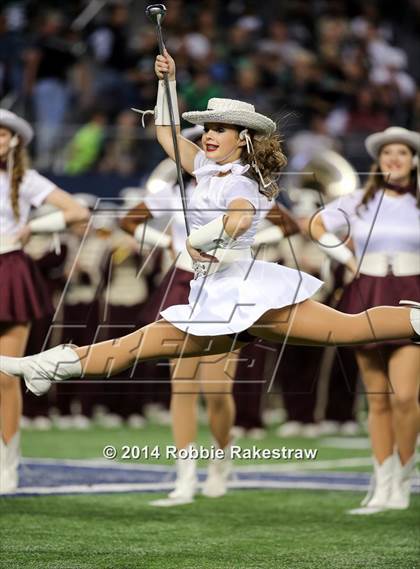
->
240;130;287;200
9;140;29;220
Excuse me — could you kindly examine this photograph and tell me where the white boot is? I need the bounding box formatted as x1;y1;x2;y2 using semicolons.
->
399;300;420;342
150;445;198;507
202;441;233;498
388;453;416;510
348;454;394;515
0;432;20;494
0;344;82;396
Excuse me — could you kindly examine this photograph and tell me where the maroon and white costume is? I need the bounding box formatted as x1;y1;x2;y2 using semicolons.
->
0;170;55;323
321;188;419;346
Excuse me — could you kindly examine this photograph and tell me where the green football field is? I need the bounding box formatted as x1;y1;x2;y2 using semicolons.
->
1;425;419;569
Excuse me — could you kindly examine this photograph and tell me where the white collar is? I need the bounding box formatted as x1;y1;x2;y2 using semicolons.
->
193;160;250;181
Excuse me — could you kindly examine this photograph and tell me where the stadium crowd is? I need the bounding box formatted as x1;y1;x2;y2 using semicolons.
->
0;0;419;173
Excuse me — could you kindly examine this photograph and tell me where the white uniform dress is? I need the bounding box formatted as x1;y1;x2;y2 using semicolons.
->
160;151;323;336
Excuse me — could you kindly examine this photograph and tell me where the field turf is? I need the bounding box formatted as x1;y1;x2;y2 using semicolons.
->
1;425;419;569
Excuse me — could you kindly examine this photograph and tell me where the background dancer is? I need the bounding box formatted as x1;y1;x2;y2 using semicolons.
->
0;110;89;493
308;126;420;513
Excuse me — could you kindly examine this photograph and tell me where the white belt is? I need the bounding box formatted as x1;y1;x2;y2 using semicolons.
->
192;247;253;279
0;235;22;255
359;252;420;277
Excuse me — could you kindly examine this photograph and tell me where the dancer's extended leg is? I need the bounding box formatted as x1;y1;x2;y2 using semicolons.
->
74;320;239;377
249;300;417;346
0;302;418;392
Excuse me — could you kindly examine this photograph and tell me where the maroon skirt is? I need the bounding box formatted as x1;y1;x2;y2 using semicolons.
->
338;273;420;349
0;250;54;323
139;266;192;325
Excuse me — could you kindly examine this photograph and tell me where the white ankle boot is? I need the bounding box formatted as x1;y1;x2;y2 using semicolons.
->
388;453;416;510
168;455;198;502
202;442;233;498
0;432;20;494
399;300;420;342
150;445;198;507
0;345;82;396
348;454;394;515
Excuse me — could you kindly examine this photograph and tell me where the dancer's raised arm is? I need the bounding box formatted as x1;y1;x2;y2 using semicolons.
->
154;49;199;174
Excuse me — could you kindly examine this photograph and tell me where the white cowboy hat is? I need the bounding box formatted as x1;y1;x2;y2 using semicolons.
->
182;98;276;135
365;127;420;160
0;109;34;146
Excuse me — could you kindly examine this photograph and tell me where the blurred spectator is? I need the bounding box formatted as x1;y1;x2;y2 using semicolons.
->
345;87;390;133
289;113;338;162
23;10;85;168
99;110;140;176
87;3;131;113
258;19;302;65
64;111;106;175
228;64;271;114
0;10;26;102
2;1;416;176
181;70;223;112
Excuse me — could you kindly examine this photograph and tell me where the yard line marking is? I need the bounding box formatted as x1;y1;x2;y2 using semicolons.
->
21;456;378;472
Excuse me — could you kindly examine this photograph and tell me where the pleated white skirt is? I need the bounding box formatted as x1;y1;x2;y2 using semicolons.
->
160;259;324;336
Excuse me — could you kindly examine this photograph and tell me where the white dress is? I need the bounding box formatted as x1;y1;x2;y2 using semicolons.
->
160;151;323;336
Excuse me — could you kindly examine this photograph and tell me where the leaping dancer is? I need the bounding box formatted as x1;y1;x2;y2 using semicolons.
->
1;44;419;399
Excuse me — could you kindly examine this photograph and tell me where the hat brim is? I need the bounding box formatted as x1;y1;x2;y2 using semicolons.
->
182;110;276;135
0;114;33;146
365;131;420;159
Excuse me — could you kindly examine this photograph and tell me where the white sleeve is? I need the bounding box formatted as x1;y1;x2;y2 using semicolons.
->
21;170;57;208
223;176;260;212
144;183;177;219
319;190;364;233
